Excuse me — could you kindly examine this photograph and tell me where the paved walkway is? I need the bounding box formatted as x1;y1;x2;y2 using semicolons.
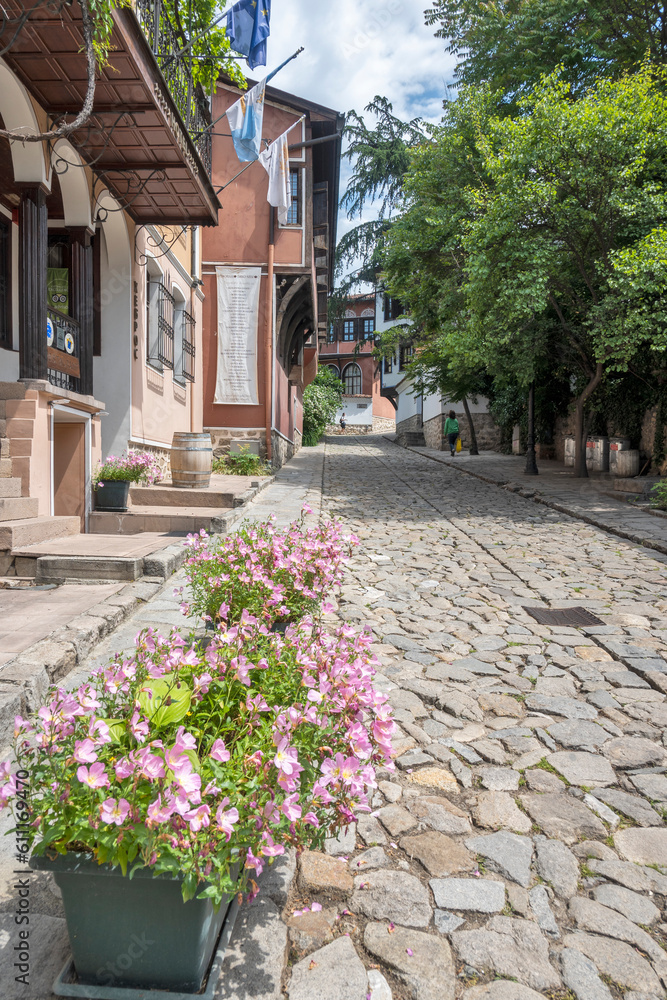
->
3;436;667;1000
399;442;667;555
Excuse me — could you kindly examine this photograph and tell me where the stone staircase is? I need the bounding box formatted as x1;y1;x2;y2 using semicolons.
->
397;430;426;448
0;384;80;577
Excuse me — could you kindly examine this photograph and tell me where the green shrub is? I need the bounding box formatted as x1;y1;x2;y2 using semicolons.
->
650;479;667;510
302;368;344;446
212;446;271;477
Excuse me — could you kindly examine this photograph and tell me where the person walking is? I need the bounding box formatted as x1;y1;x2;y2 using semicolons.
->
339;412;347;432
444;410;460;456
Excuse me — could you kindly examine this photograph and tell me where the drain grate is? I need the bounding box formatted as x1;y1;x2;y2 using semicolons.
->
522;606;604;627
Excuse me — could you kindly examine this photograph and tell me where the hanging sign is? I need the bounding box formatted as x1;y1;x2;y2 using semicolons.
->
214;266;261;406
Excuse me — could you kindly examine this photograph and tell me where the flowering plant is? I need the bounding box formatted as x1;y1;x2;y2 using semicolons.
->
0;614;394;905
180;513;357;628
93;450;163;490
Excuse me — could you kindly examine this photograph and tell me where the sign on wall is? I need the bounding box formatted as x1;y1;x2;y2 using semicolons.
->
214;266;261;406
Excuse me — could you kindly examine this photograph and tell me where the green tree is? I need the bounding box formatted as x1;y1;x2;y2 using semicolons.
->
460;66;667;475
302;368;344;447
425;0;667;98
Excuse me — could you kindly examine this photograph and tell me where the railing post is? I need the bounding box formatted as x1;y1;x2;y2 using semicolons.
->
153;0;161;55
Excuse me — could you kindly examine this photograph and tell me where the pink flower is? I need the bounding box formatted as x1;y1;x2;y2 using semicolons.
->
303;811;320;827
280;792;302;822
210;739;230;763
73;738;98;764
77;763;110;789
184;804;211;832
114;758;134;780
130;708;149;743
99;797;130;825
146;794;176;826
215;802;239;841
273;739;302;776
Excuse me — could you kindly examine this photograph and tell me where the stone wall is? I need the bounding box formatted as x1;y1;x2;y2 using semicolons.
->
326;424;373;435
396;413;422;437
128;441;171;478
421;410;502;452
206;428;267;460
271;430;301;469
372;415;396;434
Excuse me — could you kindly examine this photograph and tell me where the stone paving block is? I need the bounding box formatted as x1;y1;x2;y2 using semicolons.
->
364;920;456;1000
430;877;505;912
287;935;368;1000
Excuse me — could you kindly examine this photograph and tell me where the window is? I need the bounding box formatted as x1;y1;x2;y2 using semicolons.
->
327;324;336;343
399;344;414;371
343;363;362;395
180;310;196;382
146;272;174;371
362;317;374;337
342;320;355;341
383;295;404;322
325;364;339;377
384;355;393;374
286;168;302;225
0;217;10;350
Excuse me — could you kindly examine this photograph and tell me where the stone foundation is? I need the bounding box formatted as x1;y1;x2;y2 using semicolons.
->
421;411;502;451
372;416;396;434
326;424;373;435
396;414;423;437
128;441;171;478
206;428;267;460
271;430;301;469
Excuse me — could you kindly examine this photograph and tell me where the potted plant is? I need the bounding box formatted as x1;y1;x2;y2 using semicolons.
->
93;450;164;512
0;614;394;992
179;510;357;630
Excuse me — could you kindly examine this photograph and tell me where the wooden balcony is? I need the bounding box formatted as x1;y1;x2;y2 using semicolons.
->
3;0;220;225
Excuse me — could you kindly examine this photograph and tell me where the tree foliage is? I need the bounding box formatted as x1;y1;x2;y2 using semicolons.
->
425;0;667;98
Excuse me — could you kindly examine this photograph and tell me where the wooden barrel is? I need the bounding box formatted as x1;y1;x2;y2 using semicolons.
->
170;432;213;488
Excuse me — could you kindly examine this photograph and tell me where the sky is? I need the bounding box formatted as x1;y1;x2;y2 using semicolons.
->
263;1;458;271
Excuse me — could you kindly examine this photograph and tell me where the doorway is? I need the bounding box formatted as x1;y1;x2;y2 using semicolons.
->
52;405;90;530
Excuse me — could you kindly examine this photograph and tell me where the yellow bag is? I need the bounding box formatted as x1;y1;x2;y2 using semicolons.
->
456;437;462;453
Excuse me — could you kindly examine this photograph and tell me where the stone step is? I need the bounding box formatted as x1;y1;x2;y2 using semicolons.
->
399;432;426;447
32;555;143;584
0;458;12;478
613;477;661;495
0;478;21;498
0;515;80;552
130;483;238;509
89;507;230;536
0;496;38;521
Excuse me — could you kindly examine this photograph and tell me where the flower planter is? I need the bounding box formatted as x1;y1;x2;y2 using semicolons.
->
32;852;235;994
94;480;131;512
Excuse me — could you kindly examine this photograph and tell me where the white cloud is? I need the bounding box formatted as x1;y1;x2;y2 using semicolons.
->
262;1;457;283
267;0;454;123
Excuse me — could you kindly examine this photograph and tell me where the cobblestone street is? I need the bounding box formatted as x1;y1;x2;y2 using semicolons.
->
3;435;667;1000
286;436;667;1000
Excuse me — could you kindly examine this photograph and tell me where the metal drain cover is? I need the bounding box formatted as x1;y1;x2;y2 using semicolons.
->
522;606;604;627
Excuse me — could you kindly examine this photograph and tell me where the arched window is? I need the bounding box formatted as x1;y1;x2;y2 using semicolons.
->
325;364;339;377
343;363;362;395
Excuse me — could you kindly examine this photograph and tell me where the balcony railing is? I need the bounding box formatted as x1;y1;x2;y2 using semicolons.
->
135;0;213;174
47;308;80;393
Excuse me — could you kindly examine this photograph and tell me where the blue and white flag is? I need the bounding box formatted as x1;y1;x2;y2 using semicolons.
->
225;0;271;71
225;77;266;162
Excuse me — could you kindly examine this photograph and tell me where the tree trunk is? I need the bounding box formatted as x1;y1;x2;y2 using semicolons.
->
573;362;603;478
461;397;479;455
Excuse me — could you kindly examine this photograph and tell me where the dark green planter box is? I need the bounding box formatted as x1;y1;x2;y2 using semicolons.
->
32;853;233;993
94;479;131;512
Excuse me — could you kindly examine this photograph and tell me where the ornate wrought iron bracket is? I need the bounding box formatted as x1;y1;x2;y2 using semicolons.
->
134;223;191;266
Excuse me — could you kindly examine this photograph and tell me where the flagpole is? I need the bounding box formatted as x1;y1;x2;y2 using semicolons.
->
200;48;305;137
215;114;306;193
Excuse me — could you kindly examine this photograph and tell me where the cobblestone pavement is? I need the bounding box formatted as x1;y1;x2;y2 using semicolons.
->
3;435;667;1000
397;443;667;556
284;435;667;1000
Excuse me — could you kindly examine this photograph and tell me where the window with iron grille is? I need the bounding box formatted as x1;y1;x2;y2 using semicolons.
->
147;277;174;370
180;309;195;382
0;218;10;350
343;363;362;394
286;169;302;225
342;320;355;341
